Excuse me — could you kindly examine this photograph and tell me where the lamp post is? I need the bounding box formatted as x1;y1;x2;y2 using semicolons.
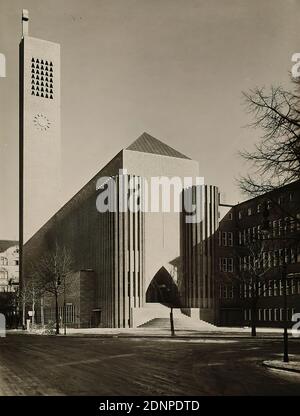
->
63;274;66;336
57;273;67;336
157;283;176;337
170;307;175;337
281;271;300;363
282;261;289;363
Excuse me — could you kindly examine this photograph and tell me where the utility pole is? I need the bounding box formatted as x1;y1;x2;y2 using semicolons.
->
40;296;45;328
170;307;175;337
282;263;289;363
63;274;66;336
32;284;35;327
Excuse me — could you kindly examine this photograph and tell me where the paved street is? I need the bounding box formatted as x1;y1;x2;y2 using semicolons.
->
0;334;299;395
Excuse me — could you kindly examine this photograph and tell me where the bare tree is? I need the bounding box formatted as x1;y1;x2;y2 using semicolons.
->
234;236;272;336
218;231;277;336
32;245;73;335
239;84;300;197
18;278;40;329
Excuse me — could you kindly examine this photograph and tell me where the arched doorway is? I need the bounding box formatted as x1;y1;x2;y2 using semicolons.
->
146;267;181;308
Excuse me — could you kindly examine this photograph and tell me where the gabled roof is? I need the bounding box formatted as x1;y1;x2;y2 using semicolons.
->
0;240;18;253
126;132;190;159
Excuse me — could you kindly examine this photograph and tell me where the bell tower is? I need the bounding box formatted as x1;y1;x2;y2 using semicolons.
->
19;9;61;249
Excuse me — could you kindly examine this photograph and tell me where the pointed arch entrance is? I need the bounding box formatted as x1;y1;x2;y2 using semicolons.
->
146;267;181;308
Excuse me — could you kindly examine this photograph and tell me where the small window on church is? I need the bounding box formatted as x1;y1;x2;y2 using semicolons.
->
31;57;53;99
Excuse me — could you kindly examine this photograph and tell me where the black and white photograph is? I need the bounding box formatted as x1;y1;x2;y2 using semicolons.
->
0;0;300;403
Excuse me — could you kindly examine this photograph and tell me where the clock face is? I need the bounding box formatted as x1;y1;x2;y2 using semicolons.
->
33;113;50;131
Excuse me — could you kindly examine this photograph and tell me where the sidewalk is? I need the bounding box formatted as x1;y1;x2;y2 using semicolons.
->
62;326;300;337
263;358;300;374
7;326;300;339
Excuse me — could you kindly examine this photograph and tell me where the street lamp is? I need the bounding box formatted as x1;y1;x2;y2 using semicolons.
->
158;283;176;337
282;271;300;363
62;274;67;336
64;277;66;336
281;260;289;363
57;274;67;336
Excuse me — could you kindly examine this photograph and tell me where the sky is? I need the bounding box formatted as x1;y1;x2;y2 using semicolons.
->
0;0;299;240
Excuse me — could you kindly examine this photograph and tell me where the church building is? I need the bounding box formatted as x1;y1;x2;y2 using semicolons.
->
20;11;219;328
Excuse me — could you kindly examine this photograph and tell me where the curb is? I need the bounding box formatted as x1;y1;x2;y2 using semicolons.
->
262;361;300;374
6;331;300;341
35;333;298;341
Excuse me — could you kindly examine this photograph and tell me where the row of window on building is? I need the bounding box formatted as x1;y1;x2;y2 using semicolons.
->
237;215;300;246
219;247;300;273
238;247;300;272
244;308;297;322
0;285;16;292
0;257;19;266
43;305;77;324
219;257;234;272
219;216;300;248
0;270;19;280
220;279;300;299
218;231;233;247
237;194;295;220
